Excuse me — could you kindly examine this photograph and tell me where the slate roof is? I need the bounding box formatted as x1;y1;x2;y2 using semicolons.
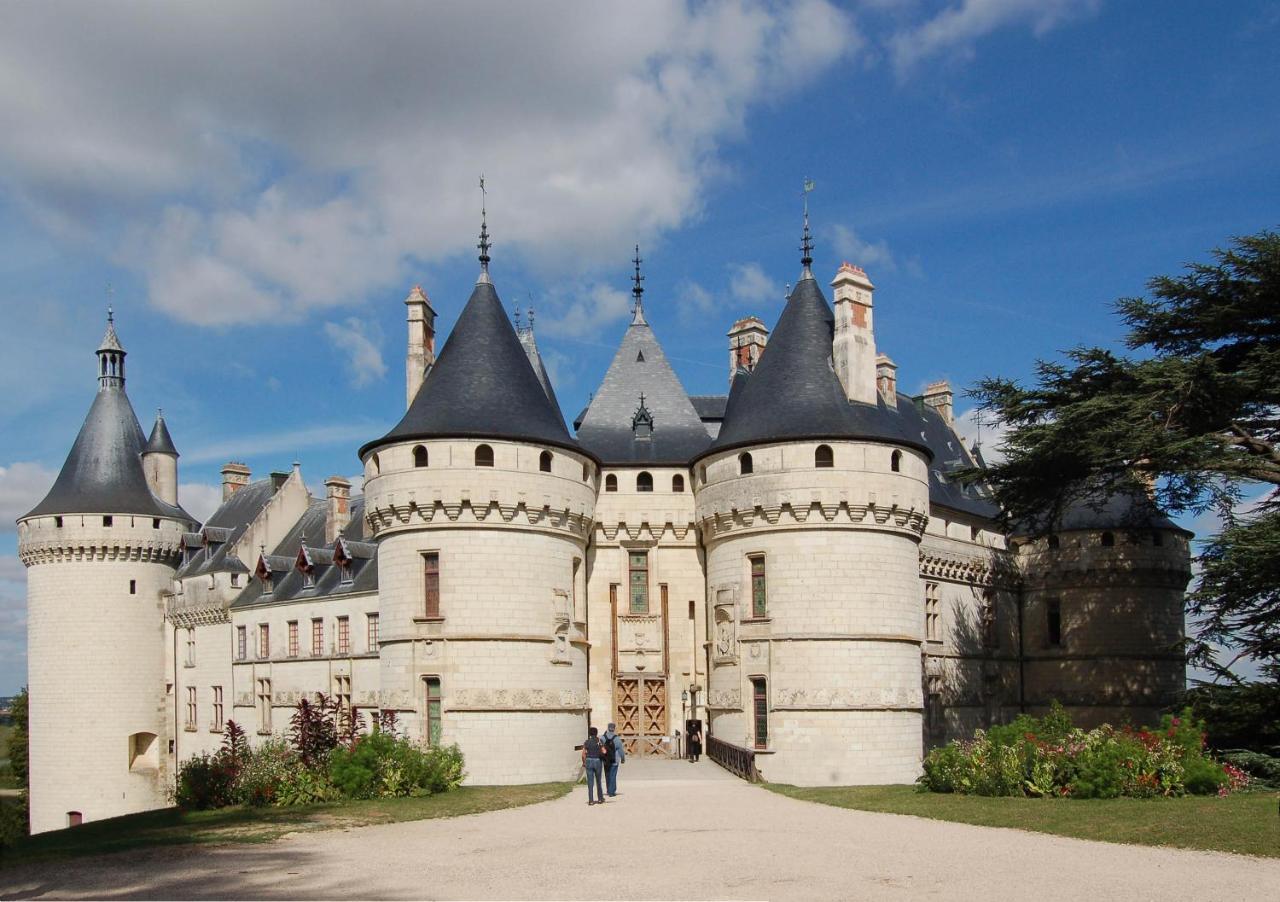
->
361;280;586;459
519;327;561;413
1011;485;1187;537
575;309;712;465
700;277;931;461
893;394;997;519
175;479;279;578
232;497;378;608
144;413;179;456
24;386;193;523
690;395;727;423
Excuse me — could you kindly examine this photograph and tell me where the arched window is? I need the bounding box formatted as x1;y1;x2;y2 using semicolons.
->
672;474;685;492
1048;535;1060;550
815;444;833;468
539;450;553;473
368;453;380;477
739;452;753;475
637;471;653;492
605;474;618;492
413;445;429;468
475;444;494;467
891;450;902;472
1100;531;1115;548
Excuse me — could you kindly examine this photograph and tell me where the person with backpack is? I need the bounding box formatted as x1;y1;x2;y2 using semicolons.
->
602;722;625;797
581;726;606;805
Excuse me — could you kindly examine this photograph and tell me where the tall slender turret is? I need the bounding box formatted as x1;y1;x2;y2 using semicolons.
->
18;311;193;833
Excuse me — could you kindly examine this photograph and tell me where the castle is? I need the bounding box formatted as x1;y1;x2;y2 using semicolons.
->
17;218;1191;834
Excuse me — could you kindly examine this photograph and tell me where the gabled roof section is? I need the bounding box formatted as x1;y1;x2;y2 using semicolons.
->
24;386;191;522
702;278;929;460
575;317;711;465
175;478;279;579
361;281;581;458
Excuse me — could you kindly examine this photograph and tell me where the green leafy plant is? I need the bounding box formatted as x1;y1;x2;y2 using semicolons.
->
173;752;239;810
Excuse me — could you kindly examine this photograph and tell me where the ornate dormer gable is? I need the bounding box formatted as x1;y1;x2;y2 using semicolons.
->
254;550;275;594
632;393;654;440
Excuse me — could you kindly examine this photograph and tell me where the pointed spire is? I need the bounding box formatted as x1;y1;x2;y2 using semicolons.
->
800;177;815;281
476;174;492;284
145;408;179;457
96;306;126;389
631;245;647;325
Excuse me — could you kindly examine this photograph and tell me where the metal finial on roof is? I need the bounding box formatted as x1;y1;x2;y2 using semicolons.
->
800;178;815;279
513;303;522;333
476;175;492;283
527;306;535;330
630;245;648;325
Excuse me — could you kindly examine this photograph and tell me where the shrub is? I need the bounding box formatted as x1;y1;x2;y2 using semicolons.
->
0;795;29;851
174;752;239;810
1221;749;1280;789
289;697;337;767
275;765;339;806
329;730;465;799
235;738;298;807
1179;681;1280;754
919;704;1239;799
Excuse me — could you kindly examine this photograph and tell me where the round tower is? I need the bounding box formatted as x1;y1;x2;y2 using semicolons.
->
693;231;932;786
17;311;194;833
360;219;598;784
1015;489;1192;728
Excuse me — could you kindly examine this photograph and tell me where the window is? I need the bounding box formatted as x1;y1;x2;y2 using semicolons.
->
475;444;494;467
689;599;696;620
334;674;352;711
236;626;247;661
673;474;685;492
256;679;272;733
749;555;767;618
413;445;429;467
129;732;158;771
103;515;113;527
231;573;240;588
1101;531;1115;547
311;618;324;656
369;452;380;476
539;450;552;472
981;592;997;650
925;582;940;641
629;551;649;614
186;687;196;727
815;444;833;468
302;566;314;589
739;452;753;475
1047;599;1063;647
571;559;581;621
891;450;902;472
424;677;442;746
185;629;195;666
367;613;379;651
129;579;137;595
54;516;63;528
582;462;590;481
337;616;350;655
212;686;224;730
637;471;653;492
153;518;161;529
338;561;352;584
257;624;269;659
287;621;299;657
751;677;768;749
1048;534;1060;550
698;465;706;484
423;552;441;617
605;474;618;492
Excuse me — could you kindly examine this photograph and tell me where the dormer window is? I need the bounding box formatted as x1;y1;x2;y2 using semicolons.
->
340;562;353;585
302;569;315;589
632;394;653;440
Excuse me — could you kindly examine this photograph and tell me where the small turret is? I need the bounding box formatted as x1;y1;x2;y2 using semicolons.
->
142;410;179;506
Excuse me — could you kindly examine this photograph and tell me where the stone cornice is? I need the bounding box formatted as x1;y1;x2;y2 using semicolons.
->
697;497;927;541
595;519;696;542
167;604;231;628
366;496;593;540
919;546;1020;589
19;538;183;567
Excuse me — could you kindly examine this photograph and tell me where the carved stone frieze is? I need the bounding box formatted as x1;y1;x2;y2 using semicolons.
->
451;687;588;711
772;686;922;710
707;689;742;710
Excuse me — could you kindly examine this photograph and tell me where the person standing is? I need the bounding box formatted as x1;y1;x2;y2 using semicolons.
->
686;718;703;763
602;722;625;797
581;726;606;805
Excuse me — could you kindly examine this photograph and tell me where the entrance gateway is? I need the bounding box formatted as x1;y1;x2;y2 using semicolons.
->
614;675;668;756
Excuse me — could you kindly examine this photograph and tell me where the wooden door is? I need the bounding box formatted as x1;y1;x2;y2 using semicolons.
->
615;675;668;756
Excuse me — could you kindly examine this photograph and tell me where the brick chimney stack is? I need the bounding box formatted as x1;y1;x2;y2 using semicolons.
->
831;263;877;405
324;475;352;545
220;462;251;502
405;284;437;408
922;380;954;425
726;316;768;386
876;354;898;404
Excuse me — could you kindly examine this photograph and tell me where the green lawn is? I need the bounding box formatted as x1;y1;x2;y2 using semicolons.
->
1;782;572;867
765;784;1280;858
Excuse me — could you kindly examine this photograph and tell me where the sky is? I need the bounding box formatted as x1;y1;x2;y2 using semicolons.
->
1;0;1277;695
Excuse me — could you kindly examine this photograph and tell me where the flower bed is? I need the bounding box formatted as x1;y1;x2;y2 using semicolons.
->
920;703;1249;798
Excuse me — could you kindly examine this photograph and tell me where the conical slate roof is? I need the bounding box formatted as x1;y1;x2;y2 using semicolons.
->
576;309;711;464
700;277;930;460
24;387;191;521
361;280;584;458
145;412;179;456
518;327;561;414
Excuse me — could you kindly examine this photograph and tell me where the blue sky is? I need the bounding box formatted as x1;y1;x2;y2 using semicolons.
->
1;0;1277;694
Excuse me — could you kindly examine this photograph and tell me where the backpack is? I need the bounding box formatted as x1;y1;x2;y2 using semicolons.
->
601;733;616;765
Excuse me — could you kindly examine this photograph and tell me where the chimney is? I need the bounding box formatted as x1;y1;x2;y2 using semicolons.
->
831;263;877;405
876;354;898;404
324;475;352;544
220;462;251;502
922;380;954;426
405;285;438;408
726;316;769;386
269;470;290;493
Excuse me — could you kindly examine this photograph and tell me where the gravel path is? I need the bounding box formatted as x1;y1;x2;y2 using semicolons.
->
1;759;1275;900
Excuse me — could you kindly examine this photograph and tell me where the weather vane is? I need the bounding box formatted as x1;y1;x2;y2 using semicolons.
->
801;178;815;271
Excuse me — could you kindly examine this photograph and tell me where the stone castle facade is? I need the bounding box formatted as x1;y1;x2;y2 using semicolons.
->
18;224;1191;833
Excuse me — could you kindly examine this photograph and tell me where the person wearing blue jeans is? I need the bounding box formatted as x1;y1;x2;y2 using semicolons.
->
581;726;606;805
602;722;625;796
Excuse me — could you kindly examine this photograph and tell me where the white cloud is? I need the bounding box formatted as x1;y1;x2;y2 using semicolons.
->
179;482;223;524
677;280;717;315
0;462;58;531
324;317;387;388
954;405;1009;463
541;283;634;340
889;0;1100;73
830;224;897;273
729;262;780;304
0;1;858;326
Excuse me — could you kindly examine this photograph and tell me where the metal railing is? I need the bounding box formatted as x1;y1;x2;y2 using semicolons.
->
707;734;761;782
